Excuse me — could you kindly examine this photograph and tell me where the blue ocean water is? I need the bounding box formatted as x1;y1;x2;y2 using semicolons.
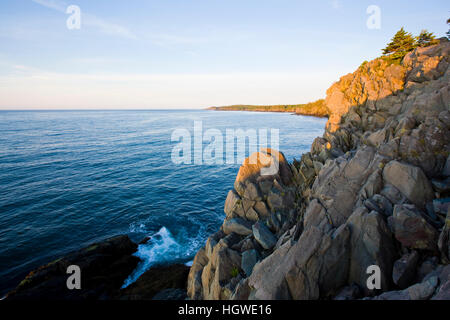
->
0;110;326;295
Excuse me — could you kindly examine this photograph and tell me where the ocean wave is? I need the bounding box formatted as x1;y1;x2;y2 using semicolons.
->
121;226;203;288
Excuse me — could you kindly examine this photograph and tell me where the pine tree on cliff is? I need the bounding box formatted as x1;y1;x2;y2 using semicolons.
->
382;27;417;62
417;29;439;47
447;18;450;40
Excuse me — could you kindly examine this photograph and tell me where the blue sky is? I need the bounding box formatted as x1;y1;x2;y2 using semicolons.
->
0;0;448;109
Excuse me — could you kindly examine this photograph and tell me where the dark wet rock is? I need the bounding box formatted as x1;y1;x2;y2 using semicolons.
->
120;264;189;300
333;284;362;300
392;251;420;289
6;235;139;300
152;288;187;300
431;178;450;194
434;198;450;216
438;207;450;263
416;257;439;282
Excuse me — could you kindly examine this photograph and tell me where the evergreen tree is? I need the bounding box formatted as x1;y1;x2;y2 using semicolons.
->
447;18;450;40
382;27;417;55
417;29;439;47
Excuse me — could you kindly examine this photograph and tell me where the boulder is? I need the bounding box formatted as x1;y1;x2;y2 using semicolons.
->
392;251;420;289
248;224;351;300
433;198;450;216
333;284;361;300
380;184;406;205
393;204;439;251
223;218;253;236
303;199;331;232
416;257;439;282
187;248;209;299
359;169;383;200
285;224;351;299
245;207;259;222
443;155;450;177
346;208;397;293
252;221;277;250
371;276;438;300
234;149;293;197
201;247;241;300
431;178;450;194
230;278;251;300
371;194;393;216
224;190;244;219
254;201;270;219
430;265;450;300
367;129;386;147
241;250;259;277
383;161;434;208
438;207;450;263
432;280;450;300
312;146;378;227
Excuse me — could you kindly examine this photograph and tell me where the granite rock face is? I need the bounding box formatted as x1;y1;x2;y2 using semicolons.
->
188;40;450;300
187;148;297;300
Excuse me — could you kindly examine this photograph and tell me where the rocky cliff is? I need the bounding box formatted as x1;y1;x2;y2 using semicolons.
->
188;40;450;300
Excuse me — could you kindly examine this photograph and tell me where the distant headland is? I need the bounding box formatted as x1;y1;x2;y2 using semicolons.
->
207;99;329;118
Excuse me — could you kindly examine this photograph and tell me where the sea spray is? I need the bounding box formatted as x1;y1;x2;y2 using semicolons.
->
122;226;202;288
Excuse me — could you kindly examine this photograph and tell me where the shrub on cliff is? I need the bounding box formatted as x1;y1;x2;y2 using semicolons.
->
447;18;450;39
382;28;417;64
382;28;440;65
417;29;439;47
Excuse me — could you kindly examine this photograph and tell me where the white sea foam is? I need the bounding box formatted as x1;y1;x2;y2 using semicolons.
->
122;226;202;288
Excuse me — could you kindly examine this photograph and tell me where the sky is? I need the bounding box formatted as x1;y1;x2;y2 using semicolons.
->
0;0;448;109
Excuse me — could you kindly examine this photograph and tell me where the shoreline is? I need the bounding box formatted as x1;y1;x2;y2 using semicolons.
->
208;108;329;119
5;41;450;301
207;99;329;118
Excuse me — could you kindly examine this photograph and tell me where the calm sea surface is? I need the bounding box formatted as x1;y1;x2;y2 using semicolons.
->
0;110;327;294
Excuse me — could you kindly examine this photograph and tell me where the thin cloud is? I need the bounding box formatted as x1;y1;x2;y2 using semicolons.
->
31;0;137;39
331;0;342;9
31;0;65;12
83;14;137;40
147;33;210;46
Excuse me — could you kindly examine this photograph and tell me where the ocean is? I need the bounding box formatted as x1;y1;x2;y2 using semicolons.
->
0;110;327;295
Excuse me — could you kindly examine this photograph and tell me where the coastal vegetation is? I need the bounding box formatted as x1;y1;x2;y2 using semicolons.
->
382;27;439;64
208;99;329;118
